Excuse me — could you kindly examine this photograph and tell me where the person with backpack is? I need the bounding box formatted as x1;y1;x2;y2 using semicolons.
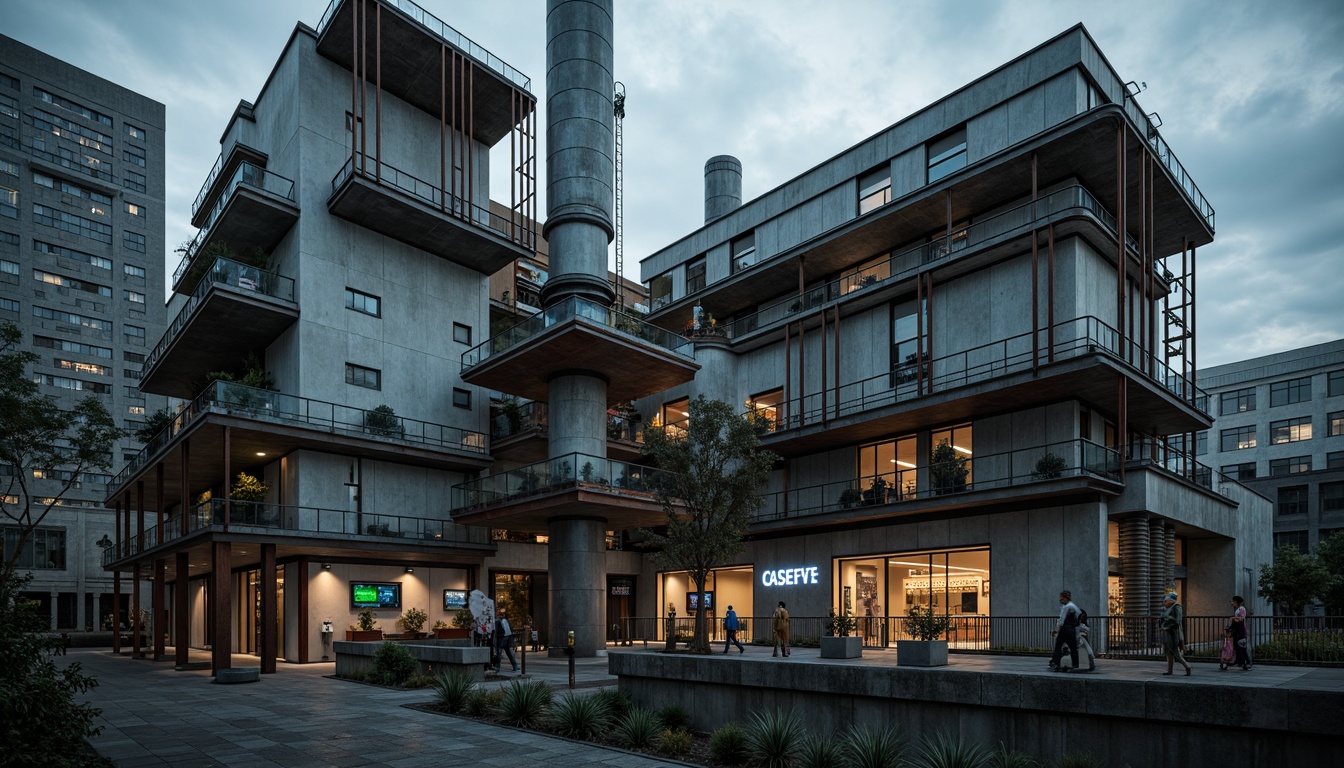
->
1049;590;1081;672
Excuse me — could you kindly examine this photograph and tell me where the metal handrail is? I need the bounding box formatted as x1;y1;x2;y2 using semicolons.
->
1120;94;1214;230
316;0;530;91
172;162;297;287
110;380;488;492
143;257;296;377
461;295;693;371
450;451;675;512
104;498;493;565
753;438;1120;523
190;152;225;220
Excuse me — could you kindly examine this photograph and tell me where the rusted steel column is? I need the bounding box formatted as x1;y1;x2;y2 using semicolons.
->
211;540;232;675
375;1;381;182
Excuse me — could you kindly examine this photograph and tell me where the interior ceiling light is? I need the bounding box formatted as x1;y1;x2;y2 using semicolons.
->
953;445;972;455
256;452;267;457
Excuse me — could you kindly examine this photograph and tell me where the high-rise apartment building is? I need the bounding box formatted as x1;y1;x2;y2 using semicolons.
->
0;35;166;632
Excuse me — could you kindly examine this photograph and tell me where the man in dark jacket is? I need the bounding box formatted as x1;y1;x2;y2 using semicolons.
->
1049;590;1081;672
723;605;745;654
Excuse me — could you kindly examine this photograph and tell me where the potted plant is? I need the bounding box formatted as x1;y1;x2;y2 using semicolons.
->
364;404;405;437
898;605;950;667
1032;451;1067;480
346;608;382;642
861;477;889;505
821;608;862;659
397;607;429;638
433;618;471;640
229;471;271;525
860;274;879;288
580;461;596;484
838;488;862;509
930;441;969;494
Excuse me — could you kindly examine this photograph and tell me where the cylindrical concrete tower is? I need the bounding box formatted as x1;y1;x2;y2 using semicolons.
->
543;0;615;657
704;155;742;224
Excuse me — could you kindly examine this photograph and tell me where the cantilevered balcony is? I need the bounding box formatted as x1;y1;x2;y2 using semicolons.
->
141;258;298;399
103;498;493;572
190;143;269;227
450;452;673;533
315;0;532;146
460;296;699;402
172;162;299;294
489;401;647;463
749;316;1210;459
328;154;535;275
752;438;1123;533
108;380;490;504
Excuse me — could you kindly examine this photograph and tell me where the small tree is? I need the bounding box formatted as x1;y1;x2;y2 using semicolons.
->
134;407;176;444
640;396;778;654
929;440;968;494
230;472;269;502
1317;530;1344;612
1258;545;1330;615
1;322;122;576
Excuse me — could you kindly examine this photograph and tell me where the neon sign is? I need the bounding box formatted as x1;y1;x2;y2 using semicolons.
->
761;566;820;587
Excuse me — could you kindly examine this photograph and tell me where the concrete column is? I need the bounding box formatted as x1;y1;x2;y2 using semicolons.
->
49;591;58;631
1149;518;1168;616
1165;523;1177;588
92;593;101;631
1118;516;1149;618
547;517;606;657
548;375;607;459
175;551;189;666
704;155;742;223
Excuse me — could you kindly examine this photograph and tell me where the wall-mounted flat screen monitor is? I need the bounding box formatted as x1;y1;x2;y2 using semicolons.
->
687;591;714;612
351;582;401;609
443;589;468;610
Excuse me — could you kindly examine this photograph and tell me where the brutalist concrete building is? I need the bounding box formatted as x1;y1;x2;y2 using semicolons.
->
0;35;166;633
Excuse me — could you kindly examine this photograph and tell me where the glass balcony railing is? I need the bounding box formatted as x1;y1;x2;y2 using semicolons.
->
755;439;1120;523
111;380;487;492
172;162;297;287
330;153;535;249
143;257;295;378
451;452;673;512
461;295;694;371
745;315;1208;434
317;0;530;91
104;498;491;565
491;401;547;440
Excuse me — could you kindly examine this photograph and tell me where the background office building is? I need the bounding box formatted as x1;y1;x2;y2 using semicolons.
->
1198;339;1344;594
0;35;167;631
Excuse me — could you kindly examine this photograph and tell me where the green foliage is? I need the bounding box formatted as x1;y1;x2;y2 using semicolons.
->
364;405;404;437
796;733;847;768
432;668;476;713
640;396;779;653
930;440;969;493
990;744;1041;768
904;605;952;641
745;708;805;768
342;668;369;682
550;693;611;740
134;408;175;444
612;707;663;750
590;687;633;718
452;607;475;629
356;609;379;632
1252;631;1344;662
229;472;269;502
912;731;990;768
371;641;417;685
1317;530;1344;611
709;723;751;766
827;607;857;637
397;608;429;634
0;571;107;767
1258;545;1331;614
1054;752;1103;768
1;322;123;575
402;674;436;689
656;702;693;731
463;687;501;717
494;577;530;627
658;728;693;756
842;723;905;768
495;678;552;728
1031;451;1067;480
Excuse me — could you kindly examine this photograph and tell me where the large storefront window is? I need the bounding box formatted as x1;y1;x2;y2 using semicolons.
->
660;566;755;643
836;547;989;647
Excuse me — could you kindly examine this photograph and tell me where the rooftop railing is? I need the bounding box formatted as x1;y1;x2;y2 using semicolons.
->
754;438;1120;523
746;315;1207;434
172;162;297;287
316;0;530;91
461;295;694;372
450;452;674;512
1121;93;1215;230
142;257;296;378
111;380;487;492
104;498;491;565
330;153;535;249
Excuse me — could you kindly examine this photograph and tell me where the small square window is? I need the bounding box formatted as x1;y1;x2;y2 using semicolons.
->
453;322;472;345
344;287;381;317
345;363;381;390
452;388;471;409
124;264;146;279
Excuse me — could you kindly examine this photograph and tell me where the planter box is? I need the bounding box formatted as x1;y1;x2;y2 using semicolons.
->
345;630;383;642
820;635;863;659
897;639;948;667
434;627;471;640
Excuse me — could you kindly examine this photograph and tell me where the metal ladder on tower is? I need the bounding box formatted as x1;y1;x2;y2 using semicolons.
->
613;82;626;310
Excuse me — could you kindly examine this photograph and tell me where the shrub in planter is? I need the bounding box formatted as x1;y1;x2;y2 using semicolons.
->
613;707;662;750
364;405;405;437
903;605;951;641
464;687;503;717
432;668;475;713
1032;451;1067;480
371;641;417;685
656;703;693;732
356;609;379;632
929;440;968;494
452;607;475;630
659;728;693;757
745;709;805;768
397;607;429;635
838;488;862;508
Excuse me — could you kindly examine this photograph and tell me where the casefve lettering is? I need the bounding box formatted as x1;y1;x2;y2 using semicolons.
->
761;566;820;587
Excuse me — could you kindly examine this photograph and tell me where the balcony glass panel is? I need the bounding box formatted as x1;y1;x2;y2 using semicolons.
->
172;163;297;286
451;452;674;511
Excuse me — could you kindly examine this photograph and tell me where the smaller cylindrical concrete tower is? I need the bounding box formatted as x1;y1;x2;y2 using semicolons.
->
704;155;742;224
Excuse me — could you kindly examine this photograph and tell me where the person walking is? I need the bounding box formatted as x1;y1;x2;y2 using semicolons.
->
1159;591;1192;676
771;601;791;657
1075;609;1097;672
723;605;746;654
1229;595;1252;671
493;612;518;672
1049;591;1081;672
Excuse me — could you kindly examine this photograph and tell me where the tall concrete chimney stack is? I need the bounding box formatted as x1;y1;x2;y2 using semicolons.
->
704;155;742;223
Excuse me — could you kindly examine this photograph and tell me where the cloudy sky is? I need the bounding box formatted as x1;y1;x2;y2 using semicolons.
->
5;0;1341;367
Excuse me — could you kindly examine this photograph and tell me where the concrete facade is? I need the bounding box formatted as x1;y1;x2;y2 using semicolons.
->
0;34;166;632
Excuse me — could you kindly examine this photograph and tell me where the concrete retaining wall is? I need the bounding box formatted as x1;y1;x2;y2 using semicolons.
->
334;639;490;681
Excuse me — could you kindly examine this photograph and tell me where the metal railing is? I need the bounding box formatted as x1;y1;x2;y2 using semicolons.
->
754;438;1120;523
491;402;644;446
461;295;694;371
330;153;535;250
104;498;492;565
451;451;674;512
111;380;487;491
1120;94;1214;229
143;257;296;377
172;162;298;288
317;0;530;91
191;152;226;220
